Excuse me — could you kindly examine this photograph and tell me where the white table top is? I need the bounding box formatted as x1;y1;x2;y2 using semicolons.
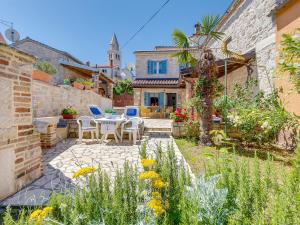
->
95;116;126;123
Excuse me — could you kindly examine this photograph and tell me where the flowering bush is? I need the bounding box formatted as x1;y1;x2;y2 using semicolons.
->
214;79;299;147
169;108;188;122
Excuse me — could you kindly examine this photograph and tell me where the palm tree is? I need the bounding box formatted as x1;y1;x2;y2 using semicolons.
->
172;15;224;146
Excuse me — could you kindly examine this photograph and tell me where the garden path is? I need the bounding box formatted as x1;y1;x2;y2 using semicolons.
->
0;132;188;207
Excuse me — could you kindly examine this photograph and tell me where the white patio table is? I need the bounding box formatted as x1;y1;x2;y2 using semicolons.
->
95;116;126;143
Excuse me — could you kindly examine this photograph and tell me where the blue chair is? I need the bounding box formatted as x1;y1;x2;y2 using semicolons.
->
124;106;139;119
88;105;104;119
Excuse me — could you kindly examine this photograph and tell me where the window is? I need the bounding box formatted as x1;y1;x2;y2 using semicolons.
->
147;60;168;74
159;60;167;74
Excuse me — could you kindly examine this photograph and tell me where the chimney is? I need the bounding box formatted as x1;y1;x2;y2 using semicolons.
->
194;23;201;36
86;61;90;66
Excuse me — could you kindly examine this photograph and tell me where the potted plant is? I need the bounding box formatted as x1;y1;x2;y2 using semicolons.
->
82;79;93;90
104;108;116;118
61;106;78;119
73;78;85;90
32;61;57;83
63;78;71;85
170;108;188;137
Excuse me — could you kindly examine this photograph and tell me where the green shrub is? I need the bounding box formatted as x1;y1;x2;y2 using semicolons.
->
34;60;57;75
279;28;300;93
76;78;93;87
113;79;133;95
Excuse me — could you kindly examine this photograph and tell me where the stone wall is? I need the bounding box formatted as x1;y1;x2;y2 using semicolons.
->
113;93;134;107
0;44;42;200
32;81;112;117
210;0;280;93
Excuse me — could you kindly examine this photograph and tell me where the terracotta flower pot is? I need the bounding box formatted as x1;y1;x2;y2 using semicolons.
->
32;70;52;83
73;82;85;90
62;114;76;119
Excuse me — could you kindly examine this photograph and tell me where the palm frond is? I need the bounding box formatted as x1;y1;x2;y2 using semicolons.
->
172;29;190;48
199;15;224;43
172;29;196;65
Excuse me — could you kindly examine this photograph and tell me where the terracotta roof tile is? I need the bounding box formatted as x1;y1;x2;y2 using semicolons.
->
133;78;185;88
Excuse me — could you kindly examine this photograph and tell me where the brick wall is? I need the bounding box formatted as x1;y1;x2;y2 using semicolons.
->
32;81;113;117
113;93;134;107
0;44;42;200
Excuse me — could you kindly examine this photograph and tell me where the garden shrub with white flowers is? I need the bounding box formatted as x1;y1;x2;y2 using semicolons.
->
214;79;299;148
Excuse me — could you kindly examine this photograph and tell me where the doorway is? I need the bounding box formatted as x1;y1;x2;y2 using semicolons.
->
166;93;177;112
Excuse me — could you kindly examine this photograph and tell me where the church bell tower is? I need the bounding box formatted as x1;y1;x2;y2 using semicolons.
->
108;33;121;79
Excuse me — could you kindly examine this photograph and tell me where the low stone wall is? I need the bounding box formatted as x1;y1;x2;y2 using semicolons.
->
113;93;134;107
0;44;42;200
32;81;112;117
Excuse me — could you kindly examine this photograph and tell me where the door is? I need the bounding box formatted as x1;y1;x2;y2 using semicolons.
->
166;93;177;112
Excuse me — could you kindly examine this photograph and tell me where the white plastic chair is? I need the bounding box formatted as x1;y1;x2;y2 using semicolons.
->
121;117;141;145
77;116;99;143
124;106;139;119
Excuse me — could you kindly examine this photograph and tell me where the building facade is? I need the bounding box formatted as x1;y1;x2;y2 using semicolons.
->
133;46;186;117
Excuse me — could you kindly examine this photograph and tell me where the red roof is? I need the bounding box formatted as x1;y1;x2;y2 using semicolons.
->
133;78;185;88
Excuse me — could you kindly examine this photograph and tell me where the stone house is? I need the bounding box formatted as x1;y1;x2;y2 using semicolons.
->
11;37;114;98
133;46;186;116
182;0;300;115
11;37;84;84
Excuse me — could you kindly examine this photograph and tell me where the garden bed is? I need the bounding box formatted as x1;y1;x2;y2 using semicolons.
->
175;138;294;175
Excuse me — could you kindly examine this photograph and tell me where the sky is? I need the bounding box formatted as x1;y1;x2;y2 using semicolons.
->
0;0;232;67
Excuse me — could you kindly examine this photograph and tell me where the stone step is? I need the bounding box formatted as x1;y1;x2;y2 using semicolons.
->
144;127;172;132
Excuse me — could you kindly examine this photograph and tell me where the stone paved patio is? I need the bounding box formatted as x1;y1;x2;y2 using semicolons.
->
0;132;188;206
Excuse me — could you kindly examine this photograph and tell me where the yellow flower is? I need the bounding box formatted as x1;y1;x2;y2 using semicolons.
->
29;209;43;223
152;179;166;189
152;191;161;199
72;167;97;178
139;171;160;180
28;206;53;224
147;198;165;216
141;159;155;168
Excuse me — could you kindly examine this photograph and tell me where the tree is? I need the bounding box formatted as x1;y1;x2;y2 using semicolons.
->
172;15;224;146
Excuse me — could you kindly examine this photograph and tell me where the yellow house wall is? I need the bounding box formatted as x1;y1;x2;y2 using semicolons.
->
275;0;300;115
